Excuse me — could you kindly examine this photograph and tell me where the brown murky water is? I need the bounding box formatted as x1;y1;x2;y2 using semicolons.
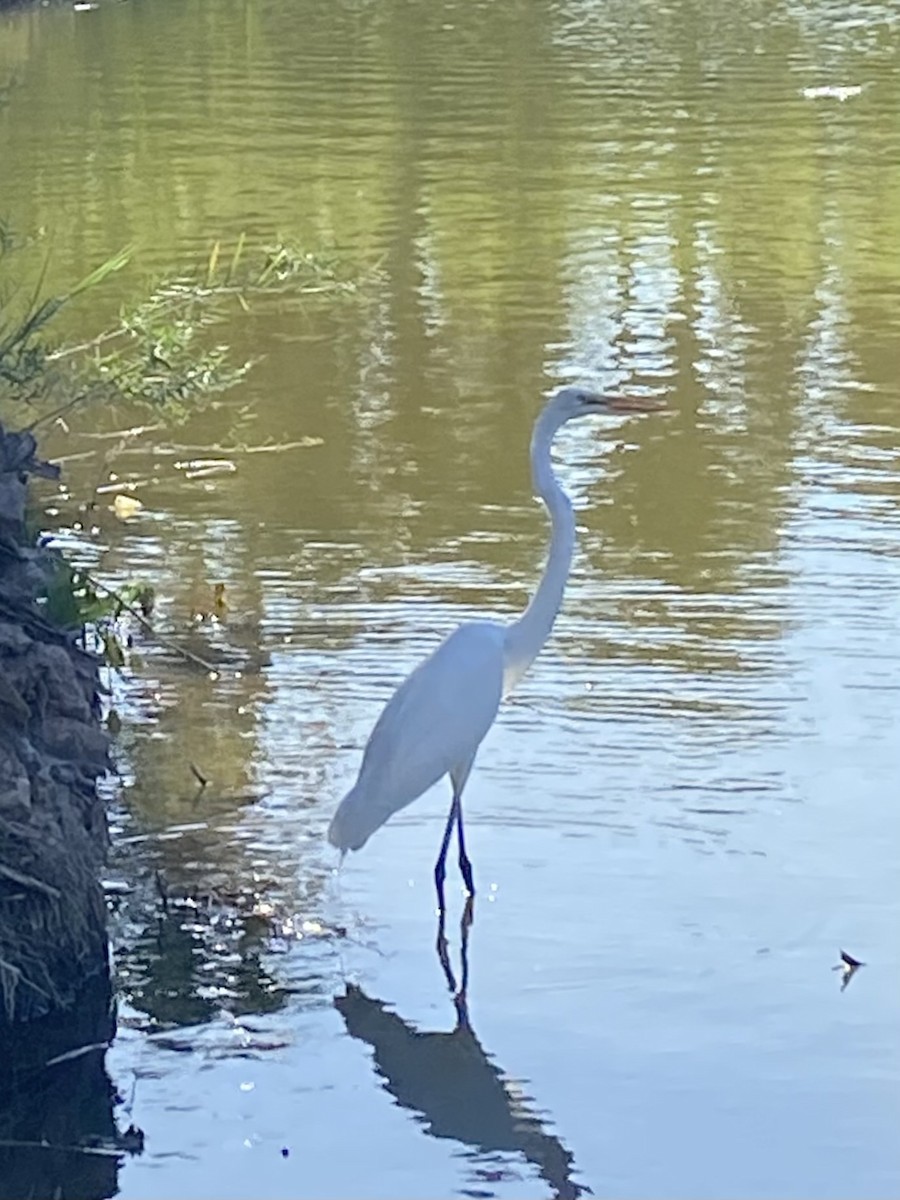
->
2;1;900;1197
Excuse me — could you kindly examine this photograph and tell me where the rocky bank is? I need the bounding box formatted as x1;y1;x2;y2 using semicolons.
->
0;422;111;1042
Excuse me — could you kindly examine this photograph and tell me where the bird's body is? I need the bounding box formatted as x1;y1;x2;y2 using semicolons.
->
328;386;656;908
328;621;505;853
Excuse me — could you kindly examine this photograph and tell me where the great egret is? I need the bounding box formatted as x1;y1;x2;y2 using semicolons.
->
328;386;657;911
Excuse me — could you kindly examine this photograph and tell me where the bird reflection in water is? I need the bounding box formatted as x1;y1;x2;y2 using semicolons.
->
335;904;590;1199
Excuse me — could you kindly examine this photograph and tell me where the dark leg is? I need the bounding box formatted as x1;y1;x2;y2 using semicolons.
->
458;896;473;998
455;799;475;897
434;794;459;916
436;906;453;991
435;895;475;1030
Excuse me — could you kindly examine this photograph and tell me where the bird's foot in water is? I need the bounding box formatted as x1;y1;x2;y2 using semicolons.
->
435;894;474;1011
435;908;451;977
458;853;475;899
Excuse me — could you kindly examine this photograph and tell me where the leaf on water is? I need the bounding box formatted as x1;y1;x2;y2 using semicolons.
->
212;582;228;616
118;581;156;617
112;493;143;519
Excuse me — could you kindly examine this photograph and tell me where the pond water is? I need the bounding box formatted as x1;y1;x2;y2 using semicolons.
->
1;1;900;1197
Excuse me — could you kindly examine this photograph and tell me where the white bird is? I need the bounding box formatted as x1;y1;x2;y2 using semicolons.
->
328;386;657;912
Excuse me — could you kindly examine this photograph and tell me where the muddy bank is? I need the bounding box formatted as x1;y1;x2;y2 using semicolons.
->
0;972;118;1200
0;422;111;1044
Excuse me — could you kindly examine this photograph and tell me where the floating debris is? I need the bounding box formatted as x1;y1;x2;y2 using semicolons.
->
111;493;143;520
45;1040;109;1067
190;761;209;788
801;84;864;102
118;1124;145;1155
154;869;169;911
833;949;865;991
101;878;132;896
190;581;229;623
174;457;237;480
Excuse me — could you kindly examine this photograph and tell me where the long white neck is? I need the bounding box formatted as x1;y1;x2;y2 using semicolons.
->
502;406;576;694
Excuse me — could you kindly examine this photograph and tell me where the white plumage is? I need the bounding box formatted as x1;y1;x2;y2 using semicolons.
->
328;623;504;853
327;386;656;908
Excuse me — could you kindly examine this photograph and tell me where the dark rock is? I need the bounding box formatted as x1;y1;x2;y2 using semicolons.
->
0;421;110;1036
0;742;31;819
40;716;110;770
0;621;30;653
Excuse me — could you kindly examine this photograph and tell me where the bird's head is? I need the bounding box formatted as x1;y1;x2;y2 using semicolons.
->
551;385;664;423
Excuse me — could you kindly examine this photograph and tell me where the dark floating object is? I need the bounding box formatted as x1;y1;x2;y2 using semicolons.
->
118;1124;146;1155
839;949;864;969
154;869;169;912
190;761;209;788
833;949;865;991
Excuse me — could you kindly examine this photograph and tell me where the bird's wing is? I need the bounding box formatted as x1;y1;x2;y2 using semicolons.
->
329;622;504;850
359;620;505;799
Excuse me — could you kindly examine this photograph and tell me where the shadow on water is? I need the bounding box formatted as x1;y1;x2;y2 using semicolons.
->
336;908;590;1200
0;976;121;1200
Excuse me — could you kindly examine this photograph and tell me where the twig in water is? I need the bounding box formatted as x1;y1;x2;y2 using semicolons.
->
190;762;209;788
78;570;220;675
0;1138;123;1158
45;1040;109;1068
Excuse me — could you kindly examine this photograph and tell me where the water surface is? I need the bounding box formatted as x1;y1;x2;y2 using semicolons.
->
1;1;899;1197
